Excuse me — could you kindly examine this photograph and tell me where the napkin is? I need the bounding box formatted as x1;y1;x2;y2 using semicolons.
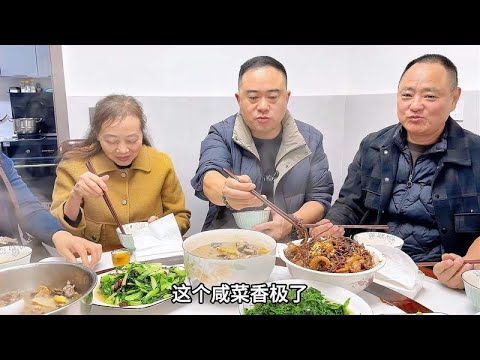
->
131;213;184;261
372;245;424;299
42;213;183;264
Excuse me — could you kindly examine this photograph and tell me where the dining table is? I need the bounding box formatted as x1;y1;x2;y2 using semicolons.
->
53;244;478;315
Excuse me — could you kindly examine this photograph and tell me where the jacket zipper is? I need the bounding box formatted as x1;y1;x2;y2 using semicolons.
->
397;156;415;214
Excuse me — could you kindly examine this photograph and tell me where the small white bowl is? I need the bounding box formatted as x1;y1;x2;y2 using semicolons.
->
116;222;148;250
0;246;32;270
462;269;480;311
353;232;404;249
233;209;271;229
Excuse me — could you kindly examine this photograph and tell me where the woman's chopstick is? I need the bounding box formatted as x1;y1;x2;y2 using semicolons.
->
416;259;480;268
222;168;305;233
85;159;126;235
303;224;389;230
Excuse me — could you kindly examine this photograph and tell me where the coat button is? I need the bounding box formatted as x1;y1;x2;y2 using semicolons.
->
122;200;127;205
121;172;127;178
434;194;440;199
384;177;389;182
383;150;389;155
441;228;447;234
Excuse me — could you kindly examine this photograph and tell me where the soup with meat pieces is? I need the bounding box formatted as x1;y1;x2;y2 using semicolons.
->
0;280;80;315
191;241;270;260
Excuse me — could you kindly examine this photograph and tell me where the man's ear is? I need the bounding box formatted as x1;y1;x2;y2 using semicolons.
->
451;87;462;112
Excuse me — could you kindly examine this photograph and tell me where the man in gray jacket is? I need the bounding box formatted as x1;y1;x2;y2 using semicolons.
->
191;56;333;241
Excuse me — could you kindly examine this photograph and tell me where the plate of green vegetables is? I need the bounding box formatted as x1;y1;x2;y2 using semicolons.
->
240;279;373;315
93;262;188;309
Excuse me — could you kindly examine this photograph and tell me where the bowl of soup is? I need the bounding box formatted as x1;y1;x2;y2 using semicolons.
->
0;262;97;315
183;229;276;288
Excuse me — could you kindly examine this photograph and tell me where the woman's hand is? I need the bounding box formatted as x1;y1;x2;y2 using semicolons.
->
72;171;110;200
52;231;103;269
148;216;159;223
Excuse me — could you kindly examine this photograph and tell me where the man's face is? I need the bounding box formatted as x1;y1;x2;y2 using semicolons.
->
397;62;461;145
235;66;290;139
97;115;143;166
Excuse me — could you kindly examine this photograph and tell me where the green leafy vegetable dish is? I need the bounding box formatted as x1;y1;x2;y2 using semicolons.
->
96;262;187;308
244;287;352;315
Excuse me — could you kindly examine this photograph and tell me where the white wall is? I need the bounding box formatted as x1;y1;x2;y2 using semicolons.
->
346;45;480;94
60;45;480;235
342;45;480;183
62;45;349;96
62;45;349;235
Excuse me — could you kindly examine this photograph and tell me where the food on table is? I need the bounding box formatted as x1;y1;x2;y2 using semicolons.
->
244;287;352;315
97;262;187;307
191;241;270;260
284;236;374;273
0;280;80;315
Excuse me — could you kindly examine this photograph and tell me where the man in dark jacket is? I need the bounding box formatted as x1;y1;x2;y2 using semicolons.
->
312;54;480;289
1;153;102;268
191;56;333;241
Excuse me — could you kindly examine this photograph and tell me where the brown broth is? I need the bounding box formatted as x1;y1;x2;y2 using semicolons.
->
191;241;269;260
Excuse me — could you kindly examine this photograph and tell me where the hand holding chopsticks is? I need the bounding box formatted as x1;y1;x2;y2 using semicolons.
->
222;168;308;236
416;259;480;268
85;159;126;235
304;224;389;230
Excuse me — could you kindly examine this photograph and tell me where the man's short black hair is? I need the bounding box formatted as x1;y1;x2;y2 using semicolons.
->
400;54;458;90
238;56;287;87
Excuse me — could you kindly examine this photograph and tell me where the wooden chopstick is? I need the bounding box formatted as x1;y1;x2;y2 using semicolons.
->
303;224;389;230
416;259;480;268
85;159;126;235
222;168;305;233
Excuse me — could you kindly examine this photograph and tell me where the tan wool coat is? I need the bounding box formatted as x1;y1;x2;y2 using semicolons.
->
51;145;191;247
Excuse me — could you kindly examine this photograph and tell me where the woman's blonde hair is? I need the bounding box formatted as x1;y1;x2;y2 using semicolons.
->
60;94;152;160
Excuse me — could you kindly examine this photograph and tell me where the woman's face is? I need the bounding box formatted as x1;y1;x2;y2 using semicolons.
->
97;115;143;166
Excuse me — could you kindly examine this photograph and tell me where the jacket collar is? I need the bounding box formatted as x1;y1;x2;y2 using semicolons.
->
90;145;152;175
369;118;471;166
232;110;308;162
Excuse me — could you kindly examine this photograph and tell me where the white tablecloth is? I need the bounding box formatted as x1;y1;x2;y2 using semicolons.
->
88;264;478;315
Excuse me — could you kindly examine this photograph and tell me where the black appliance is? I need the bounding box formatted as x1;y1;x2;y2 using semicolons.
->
9;92;56;138
1;136;57;165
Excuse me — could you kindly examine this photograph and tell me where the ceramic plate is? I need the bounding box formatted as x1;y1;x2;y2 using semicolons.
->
93;264;187;310
239;278;373;315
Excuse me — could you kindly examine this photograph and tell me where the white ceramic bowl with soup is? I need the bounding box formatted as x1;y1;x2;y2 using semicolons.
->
279;239;385;294
183;229;276;288
353;232;404;249
0;246;32;270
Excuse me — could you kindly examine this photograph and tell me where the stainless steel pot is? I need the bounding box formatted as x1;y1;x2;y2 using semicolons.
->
0;262;97;315
12;117;43;135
